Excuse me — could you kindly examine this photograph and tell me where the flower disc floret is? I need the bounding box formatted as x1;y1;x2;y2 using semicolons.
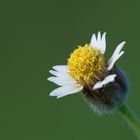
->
67;44;105;85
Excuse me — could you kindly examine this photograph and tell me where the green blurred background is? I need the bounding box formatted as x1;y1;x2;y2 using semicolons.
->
0;0;140;139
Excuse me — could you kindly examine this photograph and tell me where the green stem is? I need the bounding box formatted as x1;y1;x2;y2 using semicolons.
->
119;104;140;139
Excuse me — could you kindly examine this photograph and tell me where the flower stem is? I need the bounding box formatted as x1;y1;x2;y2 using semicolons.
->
119;103;140;139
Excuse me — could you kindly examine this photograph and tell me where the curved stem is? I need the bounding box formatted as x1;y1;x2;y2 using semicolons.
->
119;104;140;140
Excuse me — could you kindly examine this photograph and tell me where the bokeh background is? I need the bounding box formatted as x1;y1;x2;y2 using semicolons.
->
1;0;140;140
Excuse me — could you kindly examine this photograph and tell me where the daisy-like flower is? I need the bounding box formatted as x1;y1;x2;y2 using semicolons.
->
48;32;128;114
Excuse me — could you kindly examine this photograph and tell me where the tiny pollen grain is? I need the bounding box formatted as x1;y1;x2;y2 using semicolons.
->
67;44;106;85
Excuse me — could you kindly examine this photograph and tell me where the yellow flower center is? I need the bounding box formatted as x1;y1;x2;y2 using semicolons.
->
67;44;106;85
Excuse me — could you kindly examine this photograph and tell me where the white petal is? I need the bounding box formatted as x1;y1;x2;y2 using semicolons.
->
93;74;116;90
49;70;60;77
90;32;106;54
49;85;83;98
53;65;68;73
107;41;125;70
97;31;101;42
90;33;97;47
49;70;69;77
109;42;125;62
100;32;106;54
107;51;124;71
90;34;97;47
47;76;76;86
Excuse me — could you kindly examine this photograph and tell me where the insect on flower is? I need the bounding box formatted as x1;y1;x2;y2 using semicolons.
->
48;32;128;114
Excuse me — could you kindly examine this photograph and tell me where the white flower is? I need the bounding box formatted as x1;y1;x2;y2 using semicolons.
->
48;32;125;99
